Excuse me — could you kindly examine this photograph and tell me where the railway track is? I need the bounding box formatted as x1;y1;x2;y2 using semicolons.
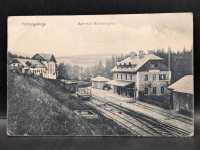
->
89;96;191;136
134;102;193;125
96;92;193;125
88;99;153;136
108;102;191;136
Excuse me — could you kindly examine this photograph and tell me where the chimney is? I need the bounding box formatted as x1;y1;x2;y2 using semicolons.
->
168;47;171;72
138;50;145;58
168;47;172;84
130;51;137;59
148;50;154;54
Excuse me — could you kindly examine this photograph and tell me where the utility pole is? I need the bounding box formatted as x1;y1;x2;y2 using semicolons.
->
168;46;173;110
168;46;172;84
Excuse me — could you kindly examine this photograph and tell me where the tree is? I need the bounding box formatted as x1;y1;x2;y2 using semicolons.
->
81;67;92;81
57;63;68;79
71;65;81;80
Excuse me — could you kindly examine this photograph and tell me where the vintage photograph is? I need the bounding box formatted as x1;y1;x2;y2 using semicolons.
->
7;13;193;136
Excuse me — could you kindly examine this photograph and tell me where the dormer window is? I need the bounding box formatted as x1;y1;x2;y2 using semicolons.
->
25;61;32;67
132;64;137;68
150;64;155;68
128;62;132;68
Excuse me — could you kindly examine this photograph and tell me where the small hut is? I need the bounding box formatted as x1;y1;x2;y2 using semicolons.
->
91;76;110;90
168;75;193;116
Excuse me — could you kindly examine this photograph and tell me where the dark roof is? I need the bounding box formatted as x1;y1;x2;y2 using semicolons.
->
112;54;162;73
32;53;56;62
13;58;46;68
77;81;91;87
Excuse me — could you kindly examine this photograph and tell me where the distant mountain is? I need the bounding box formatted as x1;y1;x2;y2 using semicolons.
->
56;54;115;67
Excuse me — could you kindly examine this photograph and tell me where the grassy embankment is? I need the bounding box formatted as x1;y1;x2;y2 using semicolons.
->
7;71;130;135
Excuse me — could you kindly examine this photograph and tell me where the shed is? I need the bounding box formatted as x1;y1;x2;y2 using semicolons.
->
168;75;193;116
91;76;110;89
60;79;78;93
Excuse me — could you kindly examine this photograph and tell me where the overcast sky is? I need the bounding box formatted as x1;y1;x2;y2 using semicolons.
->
8;13;193;57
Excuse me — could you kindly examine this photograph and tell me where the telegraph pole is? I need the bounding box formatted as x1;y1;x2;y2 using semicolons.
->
168;46;173;109
168;46;172;84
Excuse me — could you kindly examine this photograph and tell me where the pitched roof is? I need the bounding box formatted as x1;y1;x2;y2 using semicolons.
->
38;53;53;60
107;80;134;87
14;58;46;68
32;53;56;62
168;75;193;94
112;54;163;73
91;76;110;82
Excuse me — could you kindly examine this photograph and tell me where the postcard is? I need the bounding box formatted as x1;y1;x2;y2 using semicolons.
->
7;13;194;136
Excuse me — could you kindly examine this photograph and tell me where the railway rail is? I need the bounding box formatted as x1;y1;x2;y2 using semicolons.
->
88;100;151;136
88;96;192;136
95;92;192;125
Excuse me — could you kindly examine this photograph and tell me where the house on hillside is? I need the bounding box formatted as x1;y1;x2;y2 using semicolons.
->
168;75;193;115
10;53;57;79
91;76;110;89
108;52;171;99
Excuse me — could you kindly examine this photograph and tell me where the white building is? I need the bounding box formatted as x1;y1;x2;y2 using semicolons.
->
109;53;171;99
10;53;57;79
91;76;110;89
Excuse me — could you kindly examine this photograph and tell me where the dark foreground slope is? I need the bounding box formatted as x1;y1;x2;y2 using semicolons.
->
7;71;130;136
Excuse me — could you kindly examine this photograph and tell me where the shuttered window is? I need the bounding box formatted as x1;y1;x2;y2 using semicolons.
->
153;87;157;94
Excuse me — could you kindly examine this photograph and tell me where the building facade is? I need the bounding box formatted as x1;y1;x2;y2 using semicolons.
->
109;53;171;99
10;53;57;79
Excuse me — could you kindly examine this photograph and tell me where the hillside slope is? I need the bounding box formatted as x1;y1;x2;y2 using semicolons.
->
7;71;130;135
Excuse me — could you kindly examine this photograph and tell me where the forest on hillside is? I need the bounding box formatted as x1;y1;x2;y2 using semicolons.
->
57;48;193;82
7;48;192;82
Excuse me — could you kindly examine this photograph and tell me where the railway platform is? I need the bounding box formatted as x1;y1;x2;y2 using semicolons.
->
91;88;193;136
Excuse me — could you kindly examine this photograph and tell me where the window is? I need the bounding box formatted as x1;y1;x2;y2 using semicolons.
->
144;74;148;81
125;74;127;80
150;63;158;68
159;74;167;80
161;87;165;94
50;64;52;74
150;64;155;68
144;88;148;95
163;74;167;80
117;74;118;79
121;74;122;80
132;64;137;68
152;74;156;81
130;74;132;80
153;87;157;95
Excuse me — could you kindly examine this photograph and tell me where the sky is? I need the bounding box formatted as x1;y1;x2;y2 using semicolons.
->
8;13;193;57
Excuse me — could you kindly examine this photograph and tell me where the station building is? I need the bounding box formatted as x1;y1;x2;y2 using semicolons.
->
109;52;171;99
